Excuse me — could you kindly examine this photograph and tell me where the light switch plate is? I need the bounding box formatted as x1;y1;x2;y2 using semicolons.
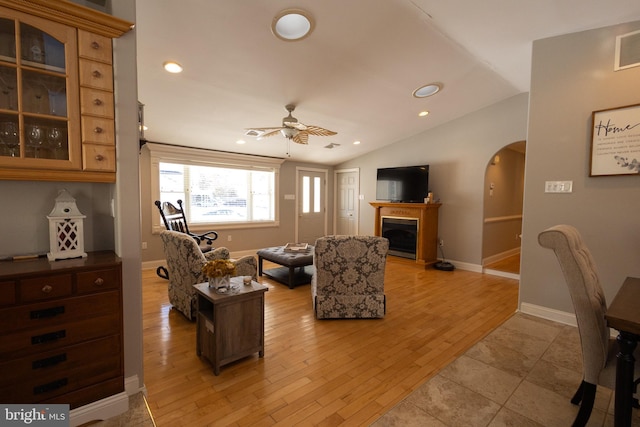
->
545;180;573;193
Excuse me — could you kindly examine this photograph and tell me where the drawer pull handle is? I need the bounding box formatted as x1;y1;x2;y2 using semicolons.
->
30;306;65;319
91;41;100;49
34;378;68;395
31;330;66;345
94;126;103;134
95;154;104;161
42;285;53;293
33;353;67;369
92;70;102;78
93;98;103;106
94;277;105;286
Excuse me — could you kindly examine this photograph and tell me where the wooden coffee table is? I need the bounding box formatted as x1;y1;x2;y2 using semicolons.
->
257;245;314;289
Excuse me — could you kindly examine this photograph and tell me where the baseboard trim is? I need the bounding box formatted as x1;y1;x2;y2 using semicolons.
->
519;302;577;327
483;268;520;280
482;248;520;266
69;375;142;427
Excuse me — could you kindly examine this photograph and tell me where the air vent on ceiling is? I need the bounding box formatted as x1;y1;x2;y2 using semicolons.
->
615;29;640;71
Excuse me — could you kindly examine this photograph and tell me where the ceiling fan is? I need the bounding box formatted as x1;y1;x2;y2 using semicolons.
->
245;104;337;145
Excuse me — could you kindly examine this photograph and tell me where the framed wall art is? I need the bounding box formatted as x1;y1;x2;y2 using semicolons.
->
590;103;640;176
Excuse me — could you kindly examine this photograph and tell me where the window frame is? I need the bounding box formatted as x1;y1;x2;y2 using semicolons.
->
147;142;284;233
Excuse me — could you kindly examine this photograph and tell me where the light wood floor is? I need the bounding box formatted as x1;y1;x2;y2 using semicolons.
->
142;258;519;426
484;254;520;274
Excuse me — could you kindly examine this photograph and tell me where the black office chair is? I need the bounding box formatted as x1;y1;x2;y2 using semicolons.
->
154;199;219;279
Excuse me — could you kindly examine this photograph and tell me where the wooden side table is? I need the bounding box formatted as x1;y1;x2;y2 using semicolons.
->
194;277;268;375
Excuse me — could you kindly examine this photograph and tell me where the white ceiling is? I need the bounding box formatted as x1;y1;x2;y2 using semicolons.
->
135;0;640;165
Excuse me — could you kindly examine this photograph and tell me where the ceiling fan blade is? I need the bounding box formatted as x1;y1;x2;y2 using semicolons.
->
304;125;337;136
259;129;283;139
293;132;309;145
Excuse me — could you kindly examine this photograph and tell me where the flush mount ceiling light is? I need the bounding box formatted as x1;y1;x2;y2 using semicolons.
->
412;83;441;98
272;9;314;41
418;111;429;117
163;61;183;73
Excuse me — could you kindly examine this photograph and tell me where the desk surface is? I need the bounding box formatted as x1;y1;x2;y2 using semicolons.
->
605;277;640;335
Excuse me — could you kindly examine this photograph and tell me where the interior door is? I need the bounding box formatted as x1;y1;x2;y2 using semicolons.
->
296;168;327;245
335;169;359;235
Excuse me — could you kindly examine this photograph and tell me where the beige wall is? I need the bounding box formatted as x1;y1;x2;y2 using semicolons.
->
520;20;640;315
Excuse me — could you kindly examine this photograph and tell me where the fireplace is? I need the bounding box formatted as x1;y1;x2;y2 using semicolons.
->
381;217;418;259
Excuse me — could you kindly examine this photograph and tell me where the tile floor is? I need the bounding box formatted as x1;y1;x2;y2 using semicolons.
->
373;312;640;427
79;393;155;427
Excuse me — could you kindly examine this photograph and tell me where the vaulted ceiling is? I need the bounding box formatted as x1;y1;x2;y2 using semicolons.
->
136;0;640;165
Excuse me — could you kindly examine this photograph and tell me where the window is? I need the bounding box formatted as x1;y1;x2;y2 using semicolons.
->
147;143;284;231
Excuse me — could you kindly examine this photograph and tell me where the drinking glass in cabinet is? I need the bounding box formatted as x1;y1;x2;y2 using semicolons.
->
47;125;68;159
0;120;19;157
25;123;44;158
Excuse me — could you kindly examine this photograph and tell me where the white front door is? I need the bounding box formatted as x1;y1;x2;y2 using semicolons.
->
335;169;359;235
296;168;327;245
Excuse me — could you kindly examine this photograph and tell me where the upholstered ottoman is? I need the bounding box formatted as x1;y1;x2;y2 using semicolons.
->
257;246;314;289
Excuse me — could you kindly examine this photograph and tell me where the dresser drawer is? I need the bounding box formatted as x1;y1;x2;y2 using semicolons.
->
77;267;120;294
0;335;122;403
0;280;16;306
81;116;114;145
20;274;72;303
0;291;120;335
82;144;116;172
80;87;114;119
0;311;121;359
79;59;113;91
78;30;112;64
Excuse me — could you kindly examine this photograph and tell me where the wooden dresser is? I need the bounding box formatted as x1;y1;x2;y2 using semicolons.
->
0;251;122;409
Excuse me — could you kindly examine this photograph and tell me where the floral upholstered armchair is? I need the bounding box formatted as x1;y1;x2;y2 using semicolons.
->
311;235;389;319
159;230;258;320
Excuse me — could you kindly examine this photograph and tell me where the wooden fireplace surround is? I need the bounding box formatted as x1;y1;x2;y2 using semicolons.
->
370;202;441;266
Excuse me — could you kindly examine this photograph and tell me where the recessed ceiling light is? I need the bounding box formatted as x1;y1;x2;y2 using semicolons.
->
272;9;314;41
236;140;246;145
413;83;441;98
353;140;361;145
419;111;429;117
163;61;183;73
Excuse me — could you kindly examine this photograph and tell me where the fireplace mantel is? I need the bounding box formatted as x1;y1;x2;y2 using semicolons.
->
370;202;441;266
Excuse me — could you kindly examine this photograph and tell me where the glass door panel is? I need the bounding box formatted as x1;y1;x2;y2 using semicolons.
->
20;23;66;72
0;18;15;62
22;70;66;116
23;116;68;160
0;65;17;110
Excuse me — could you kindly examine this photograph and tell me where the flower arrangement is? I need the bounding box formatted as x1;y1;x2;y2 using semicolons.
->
202;259;237;278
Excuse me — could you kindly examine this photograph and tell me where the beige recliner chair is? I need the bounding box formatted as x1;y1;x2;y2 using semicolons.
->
312;235;389;319
538;224;639;426
160;230;257;320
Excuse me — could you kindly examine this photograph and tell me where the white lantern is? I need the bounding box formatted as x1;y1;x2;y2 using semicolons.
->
47;189;87;261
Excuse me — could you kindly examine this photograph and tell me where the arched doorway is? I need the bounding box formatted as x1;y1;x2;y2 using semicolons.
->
482;141;526;278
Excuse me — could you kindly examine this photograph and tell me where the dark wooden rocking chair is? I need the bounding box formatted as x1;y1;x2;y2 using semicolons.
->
154;199;219;279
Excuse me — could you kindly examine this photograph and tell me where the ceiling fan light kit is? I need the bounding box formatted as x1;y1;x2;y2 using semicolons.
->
272;9;315;41
245;104;337;151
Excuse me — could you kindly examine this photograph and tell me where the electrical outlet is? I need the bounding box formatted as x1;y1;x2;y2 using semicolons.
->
439;239;444;247
141;242;147;250
227;235;232;242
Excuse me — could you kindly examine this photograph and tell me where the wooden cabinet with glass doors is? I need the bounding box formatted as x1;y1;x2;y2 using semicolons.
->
0;1;131;182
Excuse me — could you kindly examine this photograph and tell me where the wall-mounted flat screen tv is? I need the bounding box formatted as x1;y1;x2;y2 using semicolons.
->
376;165;429;203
